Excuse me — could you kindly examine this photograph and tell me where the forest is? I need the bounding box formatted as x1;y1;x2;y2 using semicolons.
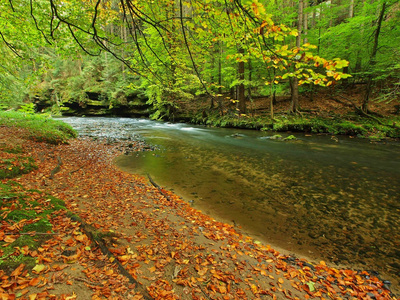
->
1;1;400;299
0;0;399;138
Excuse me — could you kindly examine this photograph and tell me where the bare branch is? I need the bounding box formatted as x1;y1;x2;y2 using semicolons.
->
30;0;53;45
179;0;210;95
0;31;22;58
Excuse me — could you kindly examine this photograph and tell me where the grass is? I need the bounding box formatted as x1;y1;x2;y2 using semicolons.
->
0;111;77;144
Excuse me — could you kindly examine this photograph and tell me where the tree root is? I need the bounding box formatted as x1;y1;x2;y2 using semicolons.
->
147;173;171;201
50;156;63;179
68;215;154;300
330;95;387;126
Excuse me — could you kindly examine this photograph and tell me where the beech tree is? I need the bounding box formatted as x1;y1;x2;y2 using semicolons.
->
1;0;351;116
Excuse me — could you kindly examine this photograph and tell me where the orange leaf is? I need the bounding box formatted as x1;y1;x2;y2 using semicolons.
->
105;269;114;276
29;277;40;286
11;264;25;277
4;235;16;243
74;234;87;242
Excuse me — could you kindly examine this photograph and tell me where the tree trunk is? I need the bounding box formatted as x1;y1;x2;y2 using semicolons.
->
362;1;386;113
303;0;308;44
290;0;303;113
238;47;246;114
349;0;355;18
218;42;222;95
290;77;299;113
247;59;252;100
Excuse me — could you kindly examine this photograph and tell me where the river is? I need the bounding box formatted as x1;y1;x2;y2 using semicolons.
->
60;116;400;286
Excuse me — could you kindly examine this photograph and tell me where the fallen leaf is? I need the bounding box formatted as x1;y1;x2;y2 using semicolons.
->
32;264;46;274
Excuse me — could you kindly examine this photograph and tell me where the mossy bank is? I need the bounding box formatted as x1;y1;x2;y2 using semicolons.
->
0;112;75;273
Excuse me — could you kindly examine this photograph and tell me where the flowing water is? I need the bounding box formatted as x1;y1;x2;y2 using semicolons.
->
61;117;400;286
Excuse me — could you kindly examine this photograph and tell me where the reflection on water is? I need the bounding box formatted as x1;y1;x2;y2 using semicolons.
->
61;117;400;285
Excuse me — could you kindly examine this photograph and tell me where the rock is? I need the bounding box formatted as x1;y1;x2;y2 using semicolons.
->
269;134;283;140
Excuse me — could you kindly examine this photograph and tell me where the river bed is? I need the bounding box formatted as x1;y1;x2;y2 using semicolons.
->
60;116;400;287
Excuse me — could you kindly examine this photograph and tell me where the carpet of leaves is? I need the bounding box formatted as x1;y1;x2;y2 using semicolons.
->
1;126;398;300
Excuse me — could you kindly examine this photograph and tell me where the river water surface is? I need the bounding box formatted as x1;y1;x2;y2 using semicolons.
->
61;117;400;286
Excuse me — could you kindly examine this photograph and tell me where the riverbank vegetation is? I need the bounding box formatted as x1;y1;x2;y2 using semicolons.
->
0;0;399;139
0;110;76;144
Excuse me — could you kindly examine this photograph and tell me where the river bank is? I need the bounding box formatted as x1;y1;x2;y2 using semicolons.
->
1;120;399;299
170;89;400;140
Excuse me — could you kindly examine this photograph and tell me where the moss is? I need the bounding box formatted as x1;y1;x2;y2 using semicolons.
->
0;156;37;180
0;111;77;145
10;235;39;249
186;110;400;138
1;145;23;154
5;210;37;222
284;135;297;140
0;255;36;273
22;219;53;233
48;196;66;207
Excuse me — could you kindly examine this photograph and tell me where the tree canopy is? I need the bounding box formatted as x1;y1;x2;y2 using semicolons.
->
0;0;398;117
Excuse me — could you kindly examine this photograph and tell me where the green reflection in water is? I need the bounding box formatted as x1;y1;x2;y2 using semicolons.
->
61;117;400;286
116;127;400;286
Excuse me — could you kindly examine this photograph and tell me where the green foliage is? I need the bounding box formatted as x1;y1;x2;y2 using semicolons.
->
0;0;398;119
0;111;77;144
284;135;297;140
17;103;35;114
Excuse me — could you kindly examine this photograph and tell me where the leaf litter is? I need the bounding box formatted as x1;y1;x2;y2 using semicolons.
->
0;126;398;299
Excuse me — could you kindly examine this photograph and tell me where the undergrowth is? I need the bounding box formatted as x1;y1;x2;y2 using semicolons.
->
190;112;400;139
0;111;77;144
0;133;68;273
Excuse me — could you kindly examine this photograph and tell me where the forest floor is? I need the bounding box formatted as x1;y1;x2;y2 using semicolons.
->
185;84;399;117
1;125;399;300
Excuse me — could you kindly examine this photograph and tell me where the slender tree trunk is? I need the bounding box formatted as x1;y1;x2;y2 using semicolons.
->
247;59;252;100
270;68;276;119
167;1;177;86
218;41;222;95
342;0;355;82
303;0;308;44
362;1;386;113
238;46;246;114
120;20;127;79
290;0;303;113
349;0;355;18
312;8;316;28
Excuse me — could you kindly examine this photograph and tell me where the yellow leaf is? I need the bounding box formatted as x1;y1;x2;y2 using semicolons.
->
148;266;156;273
29;294;37;300
32;264;46;274
105;269;114;276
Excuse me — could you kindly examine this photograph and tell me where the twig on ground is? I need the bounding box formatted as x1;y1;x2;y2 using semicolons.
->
74;277;103;286
50;156;63;179
147;173;171;201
